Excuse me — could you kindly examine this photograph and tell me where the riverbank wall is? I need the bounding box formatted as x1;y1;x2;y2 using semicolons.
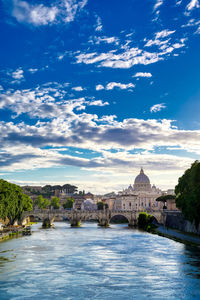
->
165;211;200;235
0;227;24;242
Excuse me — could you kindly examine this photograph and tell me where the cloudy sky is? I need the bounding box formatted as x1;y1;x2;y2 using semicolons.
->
0;0;200;193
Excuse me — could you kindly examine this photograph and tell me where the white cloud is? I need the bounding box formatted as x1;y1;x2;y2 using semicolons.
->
96;82;135;91
145;30;175;48
5;150;194;194
75;27;186;70
11;0;87;26
12;0;58;25
155;30;175;39
150;103;166;113
95;15;103;32
96;84;104;91
12;68;24;80
89;100;109;107
186;0;200;10
133;72;152;78
172;42;185;49
105;82;135;90
145;38;170;48
72;86;84;91
182;19;200;28
57;52;68;60
93;36;119;45
62;0;87;23
75;47;163;69
195;26;200;34
153;0;163;11
28;68;38;74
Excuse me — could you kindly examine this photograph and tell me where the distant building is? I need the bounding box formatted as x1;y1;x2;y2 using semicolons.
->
73;195;85;210
84;192;94;200
82;199;97;210
166;198;179;211
108;168;173;211
103;197;115;210
93;195;104;204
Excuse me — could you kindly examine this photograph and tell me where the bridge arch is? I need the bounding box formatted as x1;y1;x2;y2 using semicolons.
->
109;211;137;227
21;214;41;225
110;214;130;224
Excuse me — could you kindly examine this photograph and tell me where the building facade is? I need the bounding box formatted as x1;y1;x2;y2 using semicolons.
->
110;168;170;211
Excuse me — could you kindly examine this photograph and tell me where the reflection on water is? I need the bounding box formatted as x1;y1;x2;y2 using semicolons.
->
0;222;200;300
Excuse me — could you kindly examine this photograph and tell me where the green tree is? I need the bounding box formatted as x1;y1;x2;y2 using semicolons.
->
51;197;60;209
97;202;108;210
138;212;154;230
62;184;78;194
156;195;175;202
175;160;200;227
156;194;175;209
63;198;74;209
35;195;50;209
0;179;32;225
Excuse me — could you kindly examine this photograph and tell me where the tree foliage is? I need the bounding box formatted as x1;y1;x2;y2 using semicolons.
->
35;195;50;209
97;202;108;210
63;198;74;209
51;197;60;209
25;184;78;198
0;179;32;225
138;212;154;229
175;160;200;226
156;195;175;202
62;184;78;194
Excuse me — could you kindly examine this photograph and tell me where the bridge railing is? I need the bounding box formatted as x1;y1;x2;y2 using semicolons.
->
25;209;163;214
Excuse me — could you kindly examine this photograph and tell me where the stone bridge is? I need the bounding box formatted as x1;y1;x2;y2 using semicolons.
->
21;209;166;228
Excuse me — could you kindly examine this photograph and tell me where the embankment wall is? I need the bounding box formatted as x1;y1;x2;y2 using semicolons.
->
165;211;200;235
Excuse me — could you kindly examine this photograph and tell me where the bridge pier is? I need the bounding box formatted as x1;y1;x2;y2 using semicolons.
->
128;219;136;227
98;210;110;227
70;219;81;227
98;217;110;227
42;217;54;228
70;212;81;227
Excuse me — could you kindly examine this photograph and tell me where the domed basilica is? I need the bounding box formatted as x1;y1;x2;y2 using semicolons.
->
121;168;160;194
114;168;164;211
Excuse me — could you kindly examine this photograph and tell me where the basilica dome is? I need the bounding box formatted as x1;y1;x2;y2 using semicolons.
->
134;168;150;184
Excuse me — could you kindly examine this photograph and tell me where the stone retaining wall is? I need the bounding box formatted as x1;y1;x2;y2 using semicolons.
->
165;211;200;235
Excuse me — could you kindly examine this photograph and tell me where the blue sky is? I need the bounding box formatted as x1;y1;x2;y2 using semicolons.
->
0;0;200;193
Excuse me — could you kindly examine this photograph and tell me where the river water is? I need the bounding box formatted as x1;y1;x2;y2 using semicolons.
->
0;222;200;300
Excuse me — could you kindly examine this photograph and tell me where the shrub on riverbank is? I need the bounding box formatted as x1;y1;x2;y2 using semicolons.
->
138;212;157;232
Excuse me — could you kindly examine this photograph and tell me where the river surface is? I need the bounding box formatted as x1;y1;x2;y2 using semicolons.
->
0;222;200;300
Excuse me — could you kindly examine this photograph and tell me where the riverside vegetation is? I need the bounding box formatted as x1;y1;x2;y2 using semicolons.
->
0;179;32;226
